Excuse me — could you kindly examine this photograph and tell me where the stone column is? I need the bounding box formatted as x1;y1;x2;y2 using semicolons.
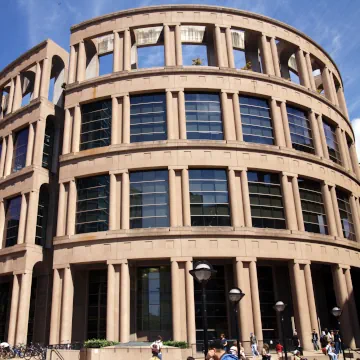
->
304;263;319;334
330;186;343;238
40;57;50;99
166;90;174;139
123;29;131;71
0;139;6;178
121;172;129;230
291;176;305;231
322;67;335;103
260;34;273;75
182;168;191;227
68;45;76;84
349;143;360;178
107;264;116;341
281;173;298;230
17;193;28;244
15;272;33;345
240;170;252;227
228;169;240;227
304;53;316;91
113;31;121;72
342;131;353;172
32;62;41;100
7;274;20;345
12;74;22;111
349;195;360;241
60;266;74;344
164;25;171;66
56;183;66;236
67;180;76;236
270;98;285;147
249;261;263;343
178;90;186;139
221;91;231;141
169;169;177;227
0;201;4;248
122;94;130;144
295;49;310;88
337;87;349;119
235;260;248;343
120;261;130;343
233;93;242;141
77;41;86;82
225;27;235;68
270;37;281;77
329;72;339;107
109;174;117;230
215;25;224;67
171;259;181;341
25;123;35;167
279;101;292;148
175;24;183;66
185;260;196;346
317;115;329;159
71;105;81;152
336;127;349;169
33;118;46;166
63;109;72;154
49;269;61;345
4;134;13;176
111;97;119;145
309;111;323;157
6;79;15;115
322;182;338;236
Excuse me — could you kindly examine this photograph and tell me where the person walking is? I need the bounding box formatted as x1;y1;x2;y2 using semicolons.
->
150;336;163;360
251;332;259;357
220;334;229;353
292;331;300;352
311;329;319;351
334;331;342;355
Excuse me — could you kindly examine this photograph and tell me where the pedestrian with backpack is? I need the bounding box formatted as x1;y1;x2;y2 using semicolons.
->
150;336;163;360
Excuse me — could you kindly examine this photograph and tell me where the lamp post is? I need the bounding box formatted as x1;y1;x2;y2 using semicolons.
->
228;288;245;359
274;301;288;360
189;260;217;359
331;306;344;360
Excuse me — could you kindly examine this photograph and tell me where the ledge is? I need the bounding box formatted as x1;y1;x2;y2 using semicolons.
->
0;165;49;188
0;242;43;258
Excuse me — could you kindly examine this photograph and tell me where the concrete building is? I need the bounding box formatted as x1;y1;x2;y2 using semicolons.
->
0;5;360;353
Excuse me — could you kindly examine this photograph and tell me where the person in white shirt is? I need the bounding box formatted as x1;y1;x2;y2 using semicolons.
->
326;342;338;360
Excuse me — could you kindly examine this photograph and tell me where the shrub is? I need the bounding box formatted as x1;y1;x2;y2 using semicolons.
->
84;339;119;348
163;340;189;349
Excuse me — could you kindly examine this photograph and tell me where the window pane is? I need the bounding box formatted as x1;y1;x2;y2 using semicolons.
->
336;189;356;241
12;128;29;173
323;120;342;165
5;196;22;247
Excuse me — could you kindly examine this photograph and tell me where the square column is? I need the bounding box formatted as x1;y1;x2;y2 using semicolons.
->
304;52;316;91
304;263;319;335
49;268;61;345
60;266;74;344
166;90;175;139
56;183;66;236
6;78;15;115
295;49;310;88
25;190;40;244
178;90;186;139
0;137;7;177
281;173;298;230
185;260;196;346
68;45;77;84
171;259;181;341
120;261;130;343
279;101;292;148
321;182;338;236
77;41;86;82
111;96;119;145
330;185;344;238
169;168;177;227
122;94;130;144
113;31;121;72
121;172;129;230
17;193;28;244
32;62;41;100
67;180;77;236
215;25;224;67
317;114;330;159
270;37;281;77
225;27;235;69
228;168;240;227
123;29;131;71
25;122;35;167
233;93;242;141
7;274;20;345
309;110;323;157
291;176;305;231
33;118;46;166
12;74;22;112
260;34;273;75
40;57;50;99
71;105;81;153
107;264;116;341
62;109;72;154
240;170;252;227
249;261;263;344
270;98;286;147
181;168;191;227
4;134;13;176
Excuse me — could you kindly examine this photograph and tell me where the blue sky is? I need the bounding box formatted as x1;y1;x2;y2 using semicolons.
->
1;0;360;150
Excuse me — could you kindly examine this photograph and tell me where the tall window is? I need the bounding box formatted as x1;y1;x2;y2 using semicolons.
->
185;93;223;140
80;100;111;150
287;106;314;154
130;170;169;229
323;120;341;164
240;96;274;145
298;178;327;234
35;188;49;246
336;189;355;241
0;283;10;341
12;128;29;172
76;175;109;234
4;196;22;247
248;171;286;229
130;94;167;143
189;169;230;226
42;121;54;170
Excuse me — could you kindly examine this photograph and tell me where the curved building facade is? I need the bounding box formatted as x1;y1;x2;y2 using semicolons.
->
1;5;360;352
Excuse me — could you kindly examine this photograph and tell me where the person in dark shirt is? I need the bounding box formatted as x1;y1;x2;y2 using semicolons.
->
220;334;229;353
334;330;342;354
311;329;319;350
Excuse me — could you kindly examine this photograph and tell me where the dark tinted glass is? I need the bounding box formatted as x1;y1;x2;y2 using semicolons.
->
12;127;29;172
336;189;355;240
5;196;22;247
323;120;341;165
42;121;54;170
35;189;49;246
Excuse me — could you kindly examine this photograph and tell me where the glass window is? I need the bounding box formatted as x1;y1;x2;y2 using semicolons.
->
248;171;286;229
76;175;110;234
185;93;223;140
0;141;2;162
42;122;54;170
323;120;341;165
336;189;355;241
287;105;314;154
4;196;22;247
12;128;29;172
298;178;328;235
130;170;169;229
130;94;167;143
35;189;49;246
0;283;10;341
240;96;274;145
189;169;230;226
80;100;111;150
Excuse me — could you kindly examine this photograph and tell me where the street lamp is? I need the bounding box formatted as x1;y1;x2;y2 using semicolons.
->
189;260;217;359
274;301;288;360
228;288;245;359
331;306;344;360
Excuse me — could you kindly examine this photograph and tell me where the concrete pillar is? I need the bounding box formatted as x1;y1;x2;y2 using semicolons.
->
6;79;15;115
260;34;273;75
77;41;86;82
109;174;117;230
291;176;305;231
113;31;121;72
4;134;13;176
120;262;130;343
107;264;116;341
249;261;263;342
221;91;231;141
0;200;4;249
329;72;339;107
182;168;191;227
178;90;186;139
281;174;298;230
304;53;316;91
279;101;292;148
15;272;33;345
49;269;61;345
171;259;181;341
7;274;20;345
349;143;360;178
164;25;171;66
166;90;174;139
25;123;34;166
295;49;310;88
322;67;335;103
240;170;252;227
32;62;41;100
215;26;224;67
350;195;360;241
56;183;66;236
336;127;349;169
270;37;281;77
123;29;131;71
17;193;28;244
235;260;248;343
169;169;177;227
317;115;330;159
68;45;76;84
33;119;46;166
25;190;40;244
338;87;349;119
185;260;196;346
342;131;353;172
270;98;285;147
322;182;337;236
60;266;74;344
12;74;22;111
175;25;183;66
63;108;72;154
71;105;81;152
228;169;240;227
121;172;129;230
233;93;242;141
122;95;130;144
330;186;344;238
225;27;235;68
67;180;76;236
304;263;319;334
0;137;6;177
112;97;119;145
40;57;50;99
309;111;323;157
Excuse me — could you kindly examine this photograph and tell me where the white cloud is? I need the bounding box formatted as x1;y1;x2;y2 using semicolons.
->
351;118;360;161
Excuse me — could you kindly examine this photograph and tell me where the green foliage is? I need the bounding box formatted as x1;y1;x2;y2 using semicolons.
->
241;61;252;70
84;339;119;348
192;57;203;65
163;340;189;349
